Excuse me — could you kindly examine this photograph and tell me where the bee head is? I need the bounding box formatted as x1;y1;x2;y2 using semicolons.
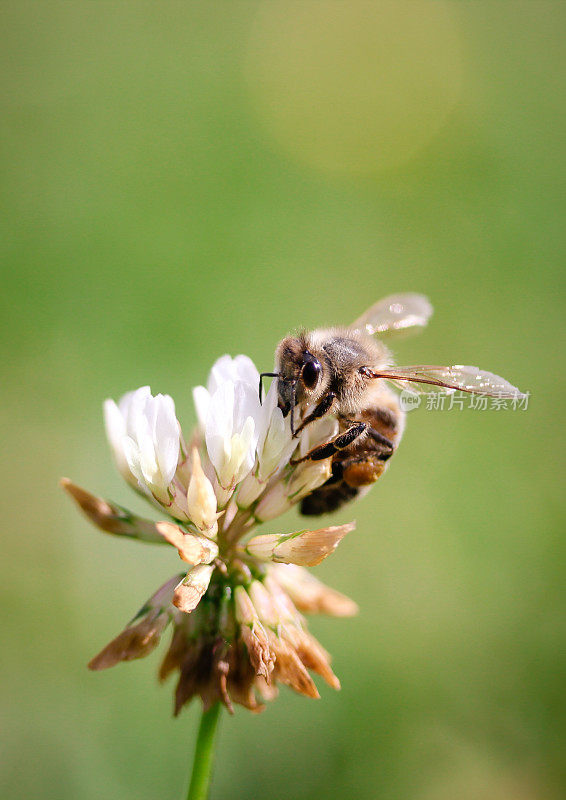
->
274;335;324;418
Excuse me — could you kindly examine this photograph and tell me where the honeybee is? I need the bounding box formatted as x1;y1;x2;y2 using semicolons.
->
261;294;526;516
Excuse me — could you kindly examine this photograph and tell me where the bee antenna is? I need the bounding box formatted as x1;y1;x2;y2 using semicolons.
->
258;372;280;404
290;380;297;436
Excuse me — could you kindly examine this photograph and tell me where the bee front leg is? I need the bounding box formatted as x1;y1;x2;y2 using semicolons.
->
294;392;337;436
290;422;367;464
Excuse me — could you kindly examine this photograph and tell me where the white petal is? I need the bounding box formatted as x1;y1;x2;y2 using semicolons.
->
193;385;211;430
232;382;262;446
232;354;260;389
299;415;339;458
205;382;235;475
255;480;291;522
256;378;278;453
123;386;152;438
133;407;159;486
122;436;144;485
117;385;150;418
103;399;126;451
231;415;257;485
258;407;293;481
186;448;218;537
153;394;180;486
208;354;260;395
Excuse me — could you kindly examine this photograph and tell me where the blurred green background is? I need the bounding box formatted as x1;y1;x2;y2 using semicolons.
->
2;3;565;799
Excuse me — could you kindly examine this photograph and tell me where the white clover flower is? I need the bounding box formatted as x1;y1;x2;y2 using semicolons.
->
205;380;261;499
104;386;151;488
104;387;180;504
193;354;259;430
65;348;359;717
237;380;295;508
256;380;295;481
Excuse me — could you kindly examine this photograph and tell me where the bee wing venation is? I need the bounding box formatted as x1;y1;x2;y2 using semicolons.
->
376;365;527;399
351;294;433;337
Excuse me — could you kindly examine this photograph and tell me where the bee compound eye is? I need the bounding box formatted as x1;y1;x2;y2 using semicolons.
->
302;358;321;389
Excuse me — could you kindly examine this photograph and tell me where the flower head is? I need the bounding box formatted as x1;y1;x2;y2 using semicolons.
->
104;387;180;504
63;352;358;714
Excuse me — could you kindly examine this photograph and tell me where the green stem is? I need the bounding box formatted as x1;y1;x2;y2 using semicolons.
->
186;703;222;800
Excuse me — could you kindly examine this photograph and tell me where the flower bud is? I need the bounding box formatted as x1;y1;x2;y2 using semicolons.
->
247;523;354;567
236;471;264;509
173;564;214;613
234;586;257;626
248;580;278;627
186;448;219;539
254;480;292;522
155;522;218;565
287;459;332;499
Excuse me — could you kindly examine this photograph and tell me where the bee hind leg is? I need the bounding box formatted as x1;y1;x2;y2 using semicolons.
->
341;455;388;488
367;427;395;460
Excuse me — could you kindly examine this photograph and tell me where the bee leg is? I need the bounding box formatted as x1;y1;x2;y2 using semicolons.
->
294;392;337;436
367;427;395;460
290;422;367;464
342;455;388;487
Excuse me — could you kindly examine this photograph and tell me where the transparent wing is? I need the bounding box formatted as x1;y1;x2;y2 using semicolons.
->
351;293;433;336
372;365;527;399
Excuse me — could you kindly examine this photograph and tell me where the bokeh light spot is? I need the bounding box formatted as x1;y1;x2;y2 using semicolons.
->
245;1;463;175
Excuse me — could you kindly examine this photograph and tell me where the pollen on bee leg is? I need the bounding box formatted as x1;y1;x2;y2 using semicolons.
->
342;460;385;487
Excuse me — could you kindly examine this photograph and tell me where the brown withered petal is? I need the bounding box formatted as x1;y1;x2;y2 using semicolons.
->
269;563;359;617
254;675;279;704
174;584;206;614
200;642;232;713
263;574;305;625
173;565;214;613
174;645;205;716
282;626;340;690
239;622;275;681
226;641;266;713
61;479;164;542
267;630;319;699
159;626;191;683
88;613;168;670
273;522;355;567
